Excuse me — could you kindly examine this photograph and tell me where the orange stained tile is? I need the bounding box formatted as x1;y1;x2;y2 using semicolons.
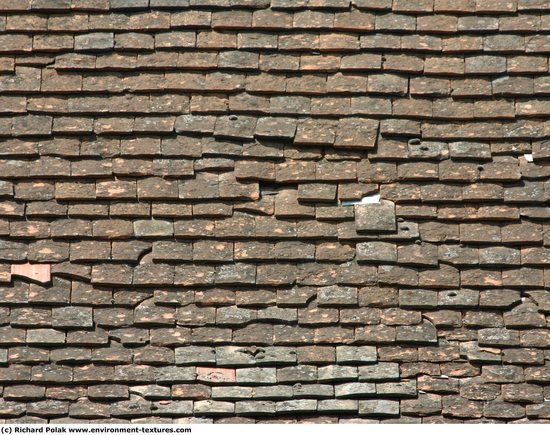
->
11;263;51;284
196;366;236;383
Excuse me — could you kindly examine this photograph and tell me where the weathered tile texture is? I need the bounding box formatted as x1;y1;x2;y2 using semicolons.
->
0;0;549;424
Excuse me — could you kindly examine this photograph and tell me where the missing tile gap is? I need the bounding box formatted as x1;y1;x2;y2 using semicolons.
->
341;193;380;207
524;153;534;162
259;182;295;196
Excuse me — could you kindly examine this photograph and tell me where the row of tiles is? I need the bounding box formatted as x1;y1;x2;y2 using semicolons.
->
0;323;548;347
0;135;543;160
1;298;549;329
0;214;548;242
0;279;548;308
0;157;548;181
0;261;546;288
6;69;550;96
2;178;550;200
0;381;549;411
1;119;550;144
3;242;549;269
5;95;550;122
2;0;550;13
0;397;549;422
3;30;550;55
2;9;550;34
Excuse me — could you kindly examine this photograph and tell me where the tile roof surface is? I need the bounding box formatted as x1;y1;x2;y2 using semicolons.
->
0;0;549;424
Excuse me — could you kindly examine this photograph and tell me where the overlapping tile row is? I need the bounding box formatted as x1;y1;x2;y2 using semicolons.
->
0;0;549;424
